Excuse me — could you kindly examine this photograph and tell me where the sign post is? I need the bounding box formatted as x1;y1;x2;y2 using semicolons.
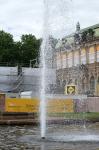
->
65;84;77;95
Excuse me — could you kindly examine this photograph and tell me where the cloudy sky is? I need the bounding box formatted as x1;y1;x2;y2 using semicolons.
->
0;0;99;41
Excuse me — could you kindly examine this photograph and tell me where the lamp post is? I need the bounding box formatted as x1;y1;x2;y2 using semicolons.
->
29;58;38;68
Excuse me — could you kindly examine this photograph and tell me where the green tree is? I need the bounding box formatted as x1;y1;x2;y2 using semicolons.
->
0;30;41;67
0;30;14;65
20;34;41;66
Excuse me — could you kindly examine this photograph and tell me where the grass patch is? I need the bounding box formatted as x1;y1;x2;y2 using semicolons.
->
47;112;99;121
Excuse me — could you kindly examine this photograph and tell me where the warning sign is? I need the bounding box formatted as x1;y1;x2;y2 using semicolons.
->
65;84;77;95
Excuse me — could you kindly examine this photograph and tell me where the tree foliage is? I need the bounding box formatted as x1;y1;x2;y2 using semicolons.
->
0;30;41;67
20;34;41;66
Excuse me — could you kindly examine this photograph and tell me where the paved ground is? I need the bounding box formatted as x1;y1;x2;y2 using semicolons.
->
0;125;99;149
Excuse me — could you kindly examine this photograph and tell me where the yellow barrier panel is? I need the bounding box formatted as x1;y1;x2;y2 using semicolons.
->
5;98;74;113
47;99;74;113
5;98;39;113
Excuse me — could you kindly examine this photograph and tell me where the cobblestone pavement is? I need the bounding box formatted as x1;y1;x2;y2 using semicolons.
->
0;126;99;150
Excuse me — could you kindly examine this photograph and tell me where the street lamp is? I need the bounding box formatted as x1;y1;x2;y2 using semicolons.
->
29;58;37;68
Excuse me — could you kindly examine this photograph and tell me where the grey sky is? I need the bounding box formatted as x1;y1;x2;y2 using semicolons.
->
73;0;99;28
0;0;98;40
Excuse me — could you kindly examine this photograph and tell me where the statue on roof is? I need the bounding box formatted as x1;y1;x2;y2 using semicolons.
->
76;22;80;32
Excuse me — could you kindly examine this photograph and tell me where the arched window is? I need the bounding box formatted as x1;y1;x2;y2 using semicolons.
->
75;79;77;85
57;79;60;87
62;80;66;87
82;77;85;92
68;79;72;84
90;76;95;91
97;76;99;84
82;77;88;94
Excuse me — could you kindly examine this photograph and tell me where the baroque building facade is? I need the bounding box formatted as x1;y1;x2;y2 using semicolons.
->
55;23;99;96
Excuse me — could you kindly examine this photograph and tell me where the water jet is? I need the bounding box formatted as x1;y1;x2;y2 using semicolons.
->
39;0;99;144
42;137;45;139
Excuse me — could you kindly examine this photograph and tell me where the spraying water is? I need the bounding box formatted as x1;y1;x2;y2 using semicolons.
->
40;0;74;138
40;0;50;138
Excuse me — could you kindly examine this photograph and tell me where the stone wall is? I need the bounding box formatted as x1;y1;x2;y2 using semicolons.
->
87;97;99;112
75;97;99;112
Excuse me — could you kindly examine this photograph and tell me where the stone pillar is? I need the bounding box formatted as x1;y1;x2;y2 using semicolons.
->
59;49;62;69
94;44;97;95
66;52;68;68
79;48;81;65
94;44;97;62
72;50;74;67
66;51;68;68
86;46;89;64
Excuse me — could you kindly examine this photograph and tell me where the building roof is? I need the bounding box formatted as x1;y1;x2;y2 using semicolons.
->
81;23;99;32
55;23;99;50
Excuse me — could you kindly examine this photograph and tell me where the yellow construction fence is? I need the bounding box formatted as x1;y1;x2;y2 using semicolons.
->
5;98;74;113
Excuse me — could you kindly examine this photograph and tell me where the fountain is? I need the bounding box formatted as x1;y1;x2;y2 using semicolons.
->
40;0;49;139
39;0;74;139
19;0;99;147
0;1;99;149
38;0;99;143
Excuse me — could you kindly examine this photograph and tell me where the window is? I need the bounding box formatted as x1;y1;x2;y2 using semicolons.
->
56;53;61;69
82;77;85;91
67;52;73;67
62;80;66;87
96;45;99;62
90;76;95;91
68;79;72;84
75;79;77;85
57;80;60;86
62;53;66;68
97;76;99;83
89;47;95;63
74;51;79;66
81;49;86;64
